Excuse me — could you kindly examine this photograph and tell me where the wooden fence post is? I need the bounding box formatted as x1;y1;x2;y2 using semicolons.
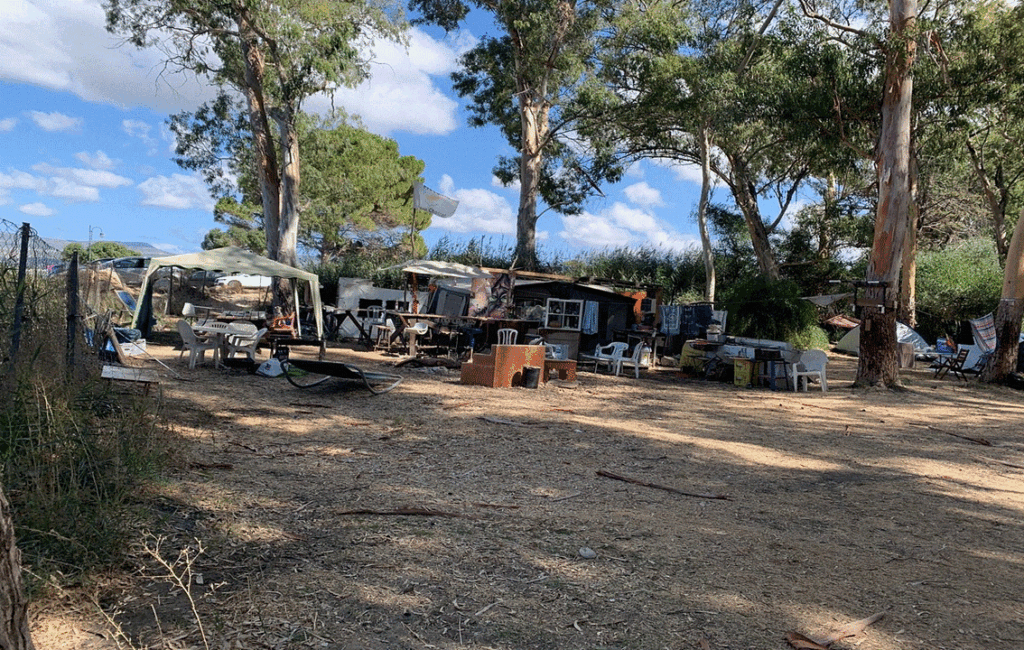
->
0;484;36;650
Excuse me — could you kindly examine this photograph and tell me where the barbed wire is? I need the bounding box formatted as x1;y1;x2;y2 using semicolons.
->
0;219;63;272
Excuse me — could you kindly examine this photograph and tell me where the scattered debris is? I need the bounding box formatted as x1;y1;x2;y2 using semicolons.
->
785;612;885;649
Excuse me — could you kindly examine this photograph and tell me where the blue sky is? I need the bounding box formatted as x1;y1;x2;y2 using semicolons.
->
0;0;712;258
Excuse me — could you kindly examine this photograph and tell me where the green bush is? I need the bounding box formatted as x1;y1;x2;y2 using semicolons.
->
0;373;167;584
721;276;819;344
915;238;1002;342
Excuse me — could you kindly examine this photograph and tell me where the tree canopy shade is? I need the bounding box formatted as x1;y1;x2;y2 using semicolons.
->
411;0;623;271
105;0;407;302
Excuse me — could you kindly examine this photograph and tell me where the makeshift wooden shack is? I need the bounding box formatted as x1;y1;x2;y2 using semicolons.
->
511;280;639;360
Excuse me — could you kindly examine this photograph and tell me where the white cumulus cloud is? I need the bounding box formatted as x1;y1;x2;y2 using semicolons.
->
0;1;464;137
0;117;17;132
559;201;701;253
49;177;99;201
19;202;55;217
33;163;132;189
137;173;215;210
310;28;462;136
623;182;664;208
75;150;116;170
27;109;81;132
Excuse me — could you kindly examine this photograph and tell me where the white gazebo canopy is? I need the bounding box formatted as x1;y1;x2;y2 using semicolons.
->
131;246;322;338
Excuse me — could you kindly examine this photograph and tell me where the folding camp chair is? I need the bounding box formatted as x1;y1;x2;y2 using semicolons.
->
934;348;969;381
969;313;998;372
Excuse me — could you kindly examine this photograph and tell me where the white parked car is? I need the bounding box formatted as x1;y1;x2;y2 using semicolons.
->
215;274;273;290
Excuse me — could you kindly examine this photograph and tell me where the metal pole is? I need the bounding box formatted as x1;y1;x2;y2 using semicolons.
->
10;222;30;361
66;251;79;378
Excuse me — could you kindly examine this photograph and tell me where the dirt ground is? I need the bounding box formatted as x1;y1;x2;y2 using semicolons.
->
29;340;1024;650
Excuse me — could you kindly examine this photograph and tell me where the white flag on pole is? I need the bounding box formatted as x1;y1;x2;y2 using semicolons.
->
413;182;459;218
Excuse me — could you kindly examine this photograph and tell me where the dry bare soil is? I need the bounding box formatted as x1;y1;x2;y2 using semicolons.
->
32;343;1024;650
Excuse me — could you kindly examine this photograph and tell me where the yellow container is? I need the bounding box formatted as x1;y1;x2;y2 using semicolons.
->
733;357;754;387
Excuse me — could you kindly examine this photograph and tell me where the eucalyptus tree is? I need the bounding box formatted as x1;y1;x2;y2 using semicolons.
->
410;0;623;271
105;0;406;283
582;1;867;292
920;0;1024;263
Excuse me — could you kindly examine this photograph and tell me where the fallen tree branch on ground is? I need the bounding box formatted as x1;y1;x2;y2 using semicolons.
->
596;470;732;501
909;422;992;446
335;507;476;519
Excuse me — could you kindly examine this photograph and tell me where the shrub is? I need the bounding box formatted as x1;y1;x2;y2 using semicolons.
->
720;276;819;344
0;370;168;586
915;238;1002;342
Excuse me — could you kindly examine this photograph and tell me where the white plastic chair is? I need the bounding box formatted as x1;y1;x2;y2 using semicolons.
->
497;328;518;345
615;343;651;378
791;349;829;392
224;322;267;362
177;319;218;369
581;341;629;373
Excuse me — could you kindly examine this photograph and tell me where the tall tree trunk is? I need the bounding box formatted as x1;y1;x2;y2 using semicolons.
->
981;209;1024;382
898;152;919;327
856;0;917;388
1;485;35;650
697;124;716;302
272;108;301;308
515;98;547;272
237;12;281;261
727;154;779;279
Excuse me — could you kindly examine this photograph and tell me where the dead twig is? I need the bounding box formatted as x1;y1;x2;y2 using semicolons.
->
479;416;529;427
976;456;1024;470
188;462;234;470
335;507;476;519
909;422;991;446
596;470;732;501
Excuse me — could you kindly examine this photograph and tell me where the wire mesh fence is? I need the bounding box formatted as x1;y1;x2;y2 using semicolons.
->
0;219;67;370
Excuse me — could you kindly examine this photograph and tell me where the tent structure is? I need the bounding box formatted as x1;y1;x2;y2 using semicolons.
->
130;247;323;339
835;321;930;356
383;260;493;280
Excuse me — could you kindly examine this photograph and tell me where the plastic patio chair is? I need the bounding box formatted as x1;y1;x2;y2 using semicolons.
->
497;328;518;345
580;341;629;373
177;319;218;369
790;349;829;392
224;322;267;362
614;343;651;378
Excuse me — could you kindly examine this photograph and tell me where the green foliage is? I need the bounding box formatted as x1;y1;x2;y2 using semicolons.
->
62;241;139;262
563;246;706;304
413;0;623;269
720;276;818;344
915;238;1003;341
0;376;166;581
788;324;831;351
0;264;167;585
300;118;426;261
202;224;266;254
429;236;517;270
